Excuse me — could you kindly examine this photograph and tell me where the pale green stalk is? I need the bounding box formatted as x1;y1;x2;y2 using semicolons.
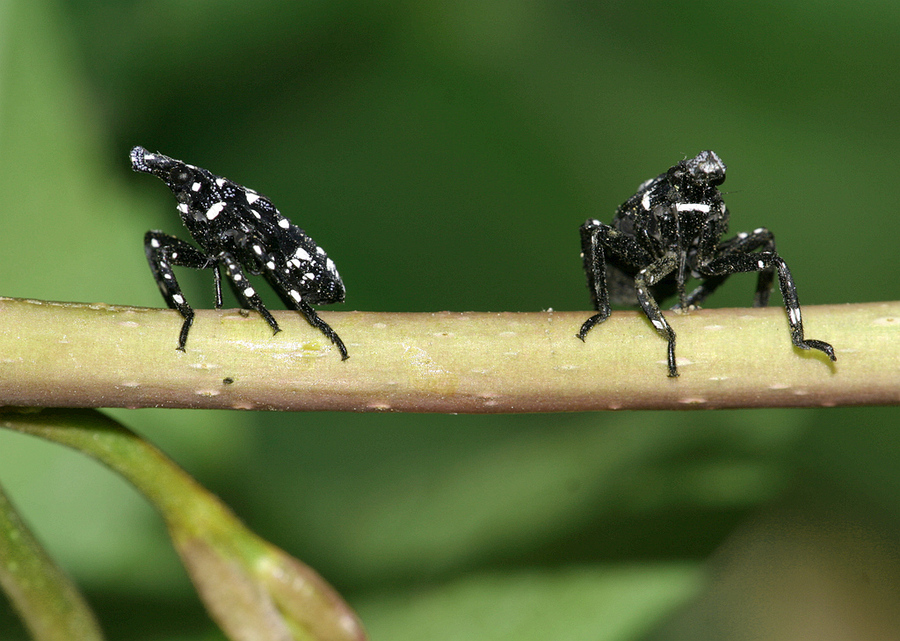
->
0;480;104;641
0;297;895;411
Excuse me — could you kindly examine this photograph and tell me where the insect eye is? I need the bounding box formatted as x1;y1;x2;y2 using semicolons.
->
168;167;192;186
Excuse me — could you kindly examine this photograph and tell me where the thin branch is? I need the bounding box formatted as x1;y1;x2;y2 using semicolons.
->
0;297;896;411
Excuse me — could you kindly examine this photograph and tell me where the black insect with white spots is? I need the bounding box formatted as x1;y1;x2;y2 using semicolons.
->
131;146;348;359
577;150;835;377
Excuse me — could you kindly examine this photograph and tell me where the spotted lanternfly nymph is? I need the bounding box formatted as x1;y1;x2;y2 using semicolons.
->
577;150;835;377
131;146;348;359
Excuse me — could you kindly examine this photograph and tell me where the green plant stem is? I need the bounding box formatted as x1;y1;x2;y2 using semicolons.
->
0;297;896;411
0;479;105;641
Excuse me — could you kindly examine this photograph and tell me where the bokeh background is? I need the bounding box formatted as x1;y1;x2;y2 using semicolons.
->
1;1;899;639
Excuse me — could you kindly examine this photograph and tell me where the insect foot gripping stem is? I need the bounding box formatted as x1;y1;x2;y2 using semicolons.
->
577;150;835;377
131;146;348;359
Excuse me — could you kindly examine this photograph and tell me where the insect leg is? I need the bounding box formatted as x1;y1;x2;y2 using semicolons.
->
292;293;348;360
699;252;836;361
212;264;224;309
634;254;681;377
230;235;349;360
577;221;611;339
730;228;776;307
144;231;213;351
577;220;652;340
675;275;727;310
219;254;281;335
678;228;777;309
264;266;349;360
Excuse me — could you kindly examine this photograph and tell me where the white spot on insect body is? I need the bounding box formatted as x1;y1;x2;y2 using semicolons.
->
253;245;263;255
266;260;276;270
191;182;202;192
206;202;226;220
172;294;185;304
278;218;290;229
757;259;765;269
251;209;262;219
150;238;160;248
788;305;802;325
177;203;189;214
243;287;256;297
294;247;311;261
641;191;651;211
316;246;326;255
303;272;316;280
246;192;260;205
215;178;226;188
651;319;666;330
676;203;711;213
326;258;336;273
753;227;765;234
289;289;302;302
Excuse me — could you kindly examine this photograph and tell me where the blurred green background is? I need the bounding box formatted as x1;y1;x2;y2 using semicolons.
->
1;0;899;639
